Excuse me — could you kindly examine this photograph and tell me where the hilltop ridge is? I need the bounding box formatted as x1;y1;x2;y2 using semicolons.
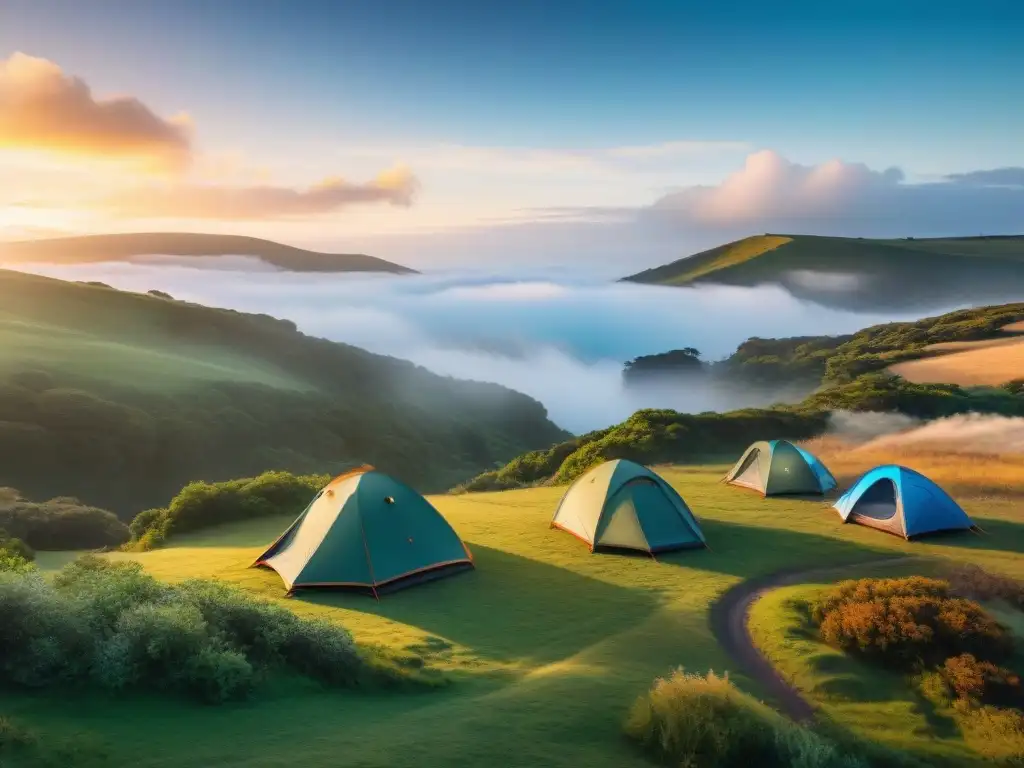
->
0;232;417;274
622;234;1024;311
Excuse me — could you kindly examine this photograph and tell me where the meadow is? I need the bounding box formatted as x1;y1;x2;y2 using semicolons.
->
4;442;1023;767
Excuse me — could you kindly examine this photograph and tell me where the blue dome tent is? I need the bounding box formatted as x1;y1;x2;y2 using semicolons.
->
833;465;975;540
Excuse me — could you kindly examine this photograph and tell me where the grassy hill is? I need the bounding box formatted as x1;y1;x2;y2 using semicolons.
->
6;444;1023;767
622;234;1024;311
0;269;567;515
0;232;416;274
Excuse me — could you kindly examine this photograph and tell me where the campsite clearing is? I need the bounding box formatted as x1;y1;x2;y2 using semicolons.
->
4;450;1024;768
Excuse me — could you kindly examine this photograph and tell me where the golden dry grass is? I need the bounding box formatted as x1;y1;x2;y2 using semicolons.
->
802;435;1024;499
889;336;1024;386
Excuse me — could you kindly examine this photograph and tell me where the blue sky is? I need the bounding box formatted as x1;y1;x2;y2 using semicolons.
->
1;0;1022;268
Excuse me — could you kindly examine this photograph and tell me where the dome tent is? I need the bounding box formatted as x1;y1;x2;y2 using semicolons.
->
551;459;706;554
252;466;473;597
833;464;975;540
724;440;837;496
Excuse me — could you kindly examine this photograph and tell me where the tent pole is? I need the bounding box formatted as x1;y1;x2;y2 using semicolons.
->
358;516;381;602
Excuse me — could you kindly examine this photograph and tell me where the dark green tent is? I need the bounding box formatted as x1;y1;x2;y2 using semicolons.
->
723;440;837;496
252;466;473;596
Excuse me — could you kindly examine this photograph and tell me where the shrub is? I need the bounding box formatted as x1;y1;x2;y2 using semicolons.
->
128;471;328;547
1004;379;1024;396
0;556;426;703
0;551;36;574
0;529;34;561
624;668;871;768
0;491;128;550
939;654;1022;708
812;577;1012;669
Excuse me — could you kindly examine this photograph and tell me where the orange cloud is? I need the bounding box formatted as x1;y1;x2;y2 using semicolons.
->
0;52;192;171
104;165;420;219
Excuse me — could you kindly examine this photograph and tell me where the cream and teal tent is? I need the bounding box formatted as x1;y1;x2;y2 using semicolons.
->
550;459;706;553
724;440;836;496
252;466;473;596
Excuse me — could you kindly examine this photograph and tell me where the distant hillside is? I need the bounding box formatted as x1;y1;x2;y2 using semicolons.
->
459;302;1024;492
622;234;1024;311
0;232;417;274
0;269;566;514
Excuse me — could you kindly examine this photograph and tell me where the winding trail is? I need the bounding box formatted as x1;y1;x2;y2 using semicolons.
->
708;556;919;722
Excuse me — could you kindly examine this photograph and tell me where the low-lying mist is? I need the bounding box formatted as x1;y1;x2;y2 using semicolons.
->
825;411;1024;456
6;256;931;432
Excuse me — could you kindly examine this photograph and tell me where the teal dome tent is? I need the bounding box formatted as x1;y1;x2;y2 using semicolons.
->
724;440;837;496
253;466;474;597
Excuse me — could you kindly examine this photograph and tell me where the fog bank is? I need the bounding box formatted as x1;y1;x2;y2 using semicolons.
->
4;257;934;432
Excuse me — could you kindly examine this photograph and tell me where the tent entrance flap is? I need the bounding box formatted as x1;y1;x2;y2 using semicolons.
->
851;479;898;520
731;450;762;490
595;481;652;550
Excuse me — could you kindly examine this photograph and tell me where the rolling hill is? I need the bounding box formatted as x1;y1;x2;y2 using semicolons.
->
0;268;567;514
622;234;1024;311
0;232;417;274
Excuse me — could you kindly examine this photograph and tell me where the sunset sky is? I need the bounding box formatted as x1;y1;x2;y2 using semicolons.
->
1;0;1022;269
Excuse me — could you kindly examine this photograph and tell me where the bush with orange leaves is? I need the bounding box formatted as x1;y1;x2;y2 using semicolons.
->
938;654;1022;708
811;576;1013;670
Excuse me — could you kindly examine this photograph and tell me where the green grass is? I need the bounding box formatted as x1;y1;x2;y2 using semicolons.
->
5;464;1024;767
0;315;310;391
637;234;794;285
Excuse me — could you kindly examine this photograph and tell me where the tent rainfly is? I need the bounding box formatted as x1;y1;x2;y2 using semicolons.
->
723;440;837;496
833;464;975;540
252;466;473;596
551;459;706;554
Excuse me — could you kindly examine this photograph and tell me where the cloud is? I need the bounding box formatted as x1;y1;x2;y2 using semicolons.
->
645;150;1024;238
102;165;419;219
945;167;1024;187
0;52;192;172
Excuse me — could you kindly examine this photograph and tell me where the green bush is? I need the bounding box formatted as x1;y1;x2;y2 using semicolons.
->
0;490;128;550
0;556;432;703
812;577;1012;669
0;529;33;561
624;668;894;768
128;470;328;547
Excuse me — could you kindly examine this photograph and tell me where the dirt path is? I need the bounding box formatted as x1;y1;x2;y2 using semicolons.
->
708;556;919;722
